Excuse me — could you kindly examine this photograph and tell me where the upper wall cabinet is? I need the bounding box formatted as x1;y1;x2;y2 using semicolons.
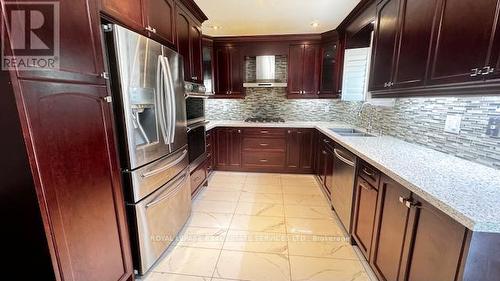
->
370;0;500;97
319;41;340;98
145;0;176;46
101;0;144;31
369;0;400;91
176;3;203;83
213;45;243;98
288;43;321;98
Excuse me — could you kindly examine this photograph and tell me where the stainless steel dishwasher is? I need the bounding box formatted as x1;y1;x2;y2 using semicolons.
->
331;146;357;233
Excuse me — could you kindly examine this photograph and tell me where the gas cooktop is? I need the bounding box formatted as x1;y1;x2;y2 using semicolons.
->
244;117;286;123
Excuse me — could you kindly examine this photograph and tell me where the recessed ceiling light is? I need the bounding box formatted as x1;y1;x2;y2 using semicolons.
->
210;25;221;30
311;22;319;28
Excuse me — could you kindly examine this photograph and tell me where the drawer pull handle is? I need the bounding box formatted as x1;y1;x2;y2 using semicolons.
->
362;168;375;177
261;130;269;134
260;143;269;146
360;183;373;191
259;159;268;162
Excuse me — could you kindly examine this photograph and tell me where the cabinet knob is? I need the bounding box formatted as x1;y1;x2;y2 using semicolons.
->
259;159;268;163
481;66;494;75
288;130;291;134
237;129;241;133
471;68;481;77
192;76;198;80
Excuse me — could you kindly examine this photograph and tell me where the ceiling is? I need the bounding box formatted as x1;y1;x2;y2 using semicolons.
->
194;0;361;37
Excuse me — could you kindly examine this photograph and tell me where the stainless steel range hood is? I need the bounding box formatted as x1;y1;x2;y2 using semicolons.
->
243;55;287;88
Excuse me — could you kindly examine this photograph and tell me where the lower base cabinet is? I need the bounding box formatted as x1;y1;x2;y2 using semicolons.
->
352;177;379;259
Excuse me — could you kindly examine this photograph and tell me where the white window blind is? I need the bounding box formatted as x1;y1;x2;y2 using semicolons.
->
341;47;371;101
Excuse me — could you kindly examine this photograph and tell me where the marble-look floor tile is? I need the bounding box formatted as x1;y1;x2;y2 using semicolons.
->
187;212;233;229
239;192;283;204
206;183;245;192
230;214;286;233
283;194;329;207
192;200;238;214
153;246;219;277
176;227;228;249
193;200;238;214
282;185;323;195
286;218;345;236
287;234;357;259
245;174;281;186
145;272;211;281
284;205;332;219
242;184;282;194
197;190;241;202
289;256;370;281
223;230;288;254
214;250;290;281
235;202;284;217
281;176;318;188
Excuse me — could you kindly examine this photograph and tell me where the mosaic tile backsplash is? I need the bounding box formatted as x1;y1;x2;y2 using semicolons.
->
206;89;500;169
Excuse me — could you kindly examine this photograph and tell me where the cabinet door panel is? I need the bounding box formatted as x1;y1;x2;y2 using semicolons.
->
404;199;466;281
228;128;242;167
21;81;132;281
353;178;378;259
370;0;400;91
319;43;339;96
176;9;191;81
146;0;175;45
299;129;314;170
229;46;243;96
215;46;230;95
371;175;411;281
302;44;320;95
393;0;439;88
286;129;301;169
7;0;105;83
190;25;203;83
101;0;143;30
429;0;498;84
288;44;304;95
216;129;229;167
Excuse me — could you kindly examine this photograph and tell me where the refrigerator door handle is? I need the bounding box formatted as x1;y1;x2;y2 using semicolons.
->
140;149;188;178
164;56;177;145
159;56;174;147
156;56;169;144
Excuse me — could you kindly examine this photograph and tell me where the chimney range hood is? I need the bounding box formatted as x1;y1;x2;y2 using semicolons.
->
243;55;287;88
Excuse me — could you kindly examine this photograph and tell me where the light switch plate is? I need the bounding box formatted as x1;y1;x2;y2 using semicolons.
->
444;115;462;134
486;117;500;138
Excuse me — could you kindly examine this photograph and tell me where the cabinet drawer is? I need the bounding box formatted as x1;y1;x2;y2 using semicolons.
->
190;162;207;194
243;137;286;151
243;128;286;137
242;152;285;167
358;161;380;189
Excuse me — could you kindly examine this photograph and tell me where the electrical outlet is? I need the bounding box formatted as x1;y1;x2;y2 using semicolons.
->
324;104;330;113
444;115;462;134
486;117;500;138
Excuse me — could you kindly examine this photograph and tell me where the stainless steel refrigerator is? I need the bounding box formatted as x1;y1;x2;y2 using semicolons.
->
103;23;191;276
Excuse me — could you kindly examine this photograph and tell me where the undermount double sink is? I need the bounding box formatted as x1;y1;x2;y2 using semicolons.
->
330;128;376;137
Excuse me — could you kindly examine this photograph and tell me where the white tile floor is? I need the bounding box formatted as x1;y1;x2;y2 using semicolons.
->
144;172;377;281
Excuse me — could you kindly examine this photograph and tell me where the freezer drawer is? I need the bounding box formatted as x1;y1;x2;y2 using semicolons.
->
124;146;188;203
130;169;191;275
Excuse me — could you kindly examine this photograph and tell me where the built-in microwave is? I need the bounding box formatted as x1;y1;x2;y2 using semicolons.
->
185;82;211;125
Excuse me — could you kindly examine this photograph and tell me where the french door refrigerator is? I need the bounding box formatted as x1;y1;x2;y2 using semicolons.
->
103;23;191;276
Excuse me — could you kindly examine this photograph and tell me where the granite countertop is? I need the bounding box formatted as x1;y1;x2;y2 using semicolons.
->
206;120;500;233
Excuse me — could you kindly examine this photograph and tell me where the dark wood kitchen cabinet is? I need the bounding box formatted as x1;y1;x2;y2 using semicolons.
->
318;41;340;97
17;80;133;281
428;0;499;86
370;175;412;281
402;196;466;281
286;129;314;173
213;45;243;98
288;43;321;98
215;128;242;170
314;134;335;194
369;0;500;96
369;0;400;91
175;3;203;83
145;0;175;46
7;0;105;84
352;176;378;261
101;0;144;31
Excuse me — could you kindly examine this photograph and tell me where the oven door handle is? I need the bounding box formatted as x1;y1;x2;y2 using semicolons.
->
187;121;209;133
146;171;188;208
141;149;188;178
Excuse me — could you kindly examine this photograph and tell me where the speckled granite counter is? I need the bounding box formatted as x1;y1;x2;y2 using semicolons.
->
206;120;500;233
